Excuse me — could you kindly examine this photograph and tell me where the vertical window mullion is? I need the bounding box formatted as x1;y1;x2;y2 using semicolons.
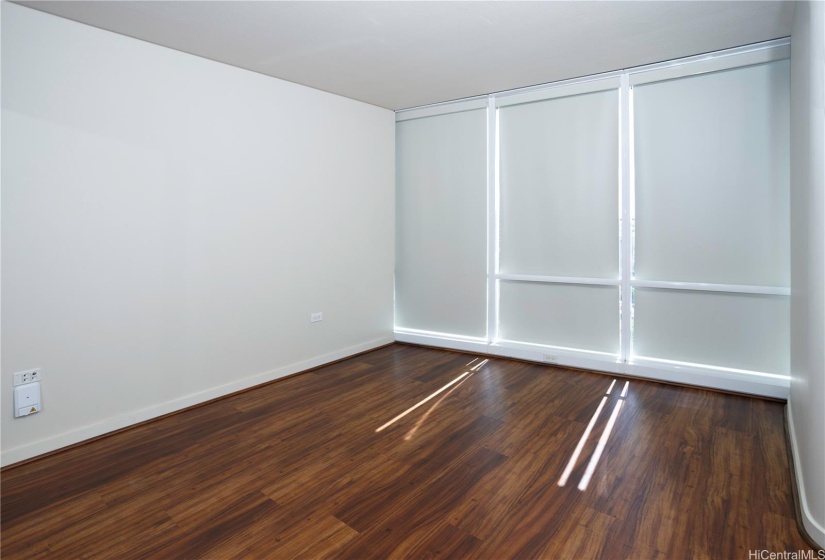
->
619;73;634;363
486;96;500;344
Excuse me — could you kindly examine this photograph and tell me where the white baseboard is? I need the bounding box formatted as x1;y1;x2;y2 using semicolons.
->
786;402;825;548
0;335;394;467
394;331;789;399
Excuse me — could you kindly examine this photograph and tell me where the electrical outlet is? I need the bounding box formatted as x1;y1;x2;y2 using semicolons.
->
13;368;42;386
542;354;558;364
310;312;323;323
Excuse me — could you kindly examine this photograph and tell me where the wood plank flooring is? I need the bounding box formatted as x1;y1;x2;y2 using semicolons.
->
1;344;814;559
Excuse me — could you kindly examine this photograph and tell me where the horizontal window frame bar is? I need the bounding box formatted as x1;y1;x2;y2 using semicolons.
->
631;280;790;296
494;338;620;360
628;39;789;87
495;77;620;108
496;274;620;287
631;355;790;381
396;97;488;122
393;327;488;344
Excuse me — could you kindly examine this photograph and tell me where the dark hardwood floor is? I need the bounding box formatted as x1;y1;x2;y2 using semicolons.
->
1;344;813;559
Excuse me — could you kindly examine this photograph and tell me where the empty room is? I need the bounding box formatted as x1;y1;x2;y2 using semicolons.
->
1;1;823;558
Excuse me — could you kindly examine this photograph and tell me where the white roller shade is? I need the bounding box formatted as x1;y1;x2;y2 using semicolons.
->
499;86;619;279
393;42;791;393
395;107;487;337
498;282;620;354
633;60;791;285
633;288;790;374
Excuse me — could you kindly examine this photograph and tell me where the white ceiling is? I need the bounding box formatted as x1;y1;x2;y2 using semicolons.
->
18;1;794;111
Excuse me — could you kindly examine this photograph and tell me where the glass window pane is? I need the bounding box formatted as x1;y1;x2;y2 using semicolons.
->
499;87;619;278
633;60;790;285
395;108;487;337
498;281;619;354
633;288;789;374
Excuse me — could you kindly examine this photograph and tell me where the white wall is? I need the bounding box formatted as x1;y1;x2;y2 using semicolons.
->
789;0;825;548
1;3;395;466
